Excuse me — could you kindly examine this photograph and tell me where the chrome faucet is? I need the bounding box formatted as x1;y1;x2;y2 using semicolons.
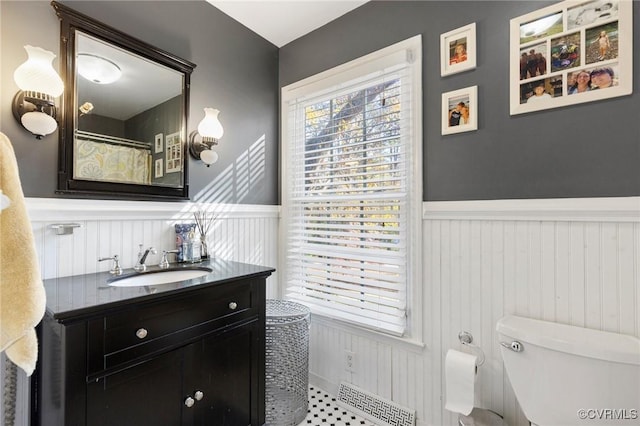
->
98;255;123;275
134;245;157;272
159;249;179;268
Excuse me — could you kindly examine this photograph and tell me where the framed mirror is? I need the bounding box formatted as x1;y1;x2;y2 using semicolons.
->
53;1;196;200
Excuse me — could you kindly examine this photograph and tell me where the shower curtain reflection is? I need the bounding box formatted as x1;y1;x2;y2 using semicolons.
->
74;131;151;185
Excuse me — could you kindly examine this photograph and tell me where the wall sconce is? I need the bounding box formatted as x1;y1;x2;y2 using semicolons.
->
189;108;224;167
11;45;64;139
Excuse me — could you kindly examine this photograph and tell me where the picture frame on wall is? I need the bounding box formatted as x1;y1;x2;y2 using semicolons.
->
165;132;182;173
442;85;478;135
154;133;163;154
440;22;477;76
510;0;633;115
154;158;163;178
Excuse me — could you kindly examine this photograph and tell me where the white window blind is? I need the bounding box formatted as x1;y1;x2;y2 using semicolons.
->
282;36;422;336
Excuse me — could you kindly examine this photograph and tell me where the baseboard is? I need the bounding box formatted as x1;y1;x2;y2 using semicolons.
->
308;372;339;397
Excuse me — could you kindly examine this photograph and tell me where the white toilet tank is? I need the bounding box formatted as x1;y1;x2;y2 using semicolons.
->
497;315;640;426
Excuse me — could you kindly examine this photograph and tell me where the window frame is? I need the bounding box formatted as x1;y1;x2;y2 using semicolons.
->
280;35;423;341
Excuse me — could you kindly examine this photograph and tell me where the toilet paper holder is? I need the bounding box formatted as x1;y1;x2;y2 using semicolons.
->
458;331;485;367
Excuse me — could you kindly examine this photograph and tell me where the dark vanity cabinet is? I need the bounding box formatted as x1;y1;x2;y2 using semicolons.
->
33;260;274;426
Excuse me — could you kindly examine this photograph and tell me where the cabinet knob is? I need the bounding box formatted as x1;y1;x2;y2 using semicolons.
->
136;328;148;339
228;301;238;310
184;396;195;408
194;390;204;401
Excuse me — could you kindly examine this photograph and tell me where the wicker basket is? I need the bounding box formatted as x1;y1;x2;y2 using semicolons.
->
265;299;310;426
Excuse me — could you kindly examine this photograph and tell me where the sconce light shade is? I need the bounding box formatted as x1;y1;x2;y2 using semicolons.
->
199;149;219;165
12;45;64;139
14;45;64;97
20;111;58;137
197;108;224;140
189;108;223;167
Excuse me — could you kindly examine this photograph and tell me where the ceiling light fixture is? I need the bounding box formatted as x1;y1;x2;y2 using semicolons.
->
77;53;122;84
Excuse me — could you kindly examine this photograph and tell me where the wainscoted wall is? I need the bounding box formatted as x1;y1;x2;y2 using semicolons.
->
2;197;637;426
308;197;639;426
25;198;280;284
1;198;280;426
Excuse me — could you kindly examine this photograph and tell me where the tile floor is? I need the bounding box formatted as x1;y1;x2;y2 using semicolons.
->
303;385;378;426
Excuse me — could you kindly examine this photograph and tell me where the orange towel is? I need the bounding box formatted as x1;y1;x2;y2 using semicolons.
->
0;132;46;376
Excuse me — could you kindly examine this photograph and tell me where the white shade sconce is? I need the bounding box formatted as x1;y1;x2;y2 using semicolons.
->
12;45;64;139
189;108;223;167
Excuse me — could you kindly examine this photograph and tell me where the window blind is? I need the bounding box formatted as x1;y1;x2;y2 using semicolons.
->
282;38;421;336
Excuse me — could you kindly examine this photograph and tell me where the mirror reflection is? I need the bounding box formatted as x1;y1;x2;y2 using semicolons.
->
74;32;184;188
53;0;195;200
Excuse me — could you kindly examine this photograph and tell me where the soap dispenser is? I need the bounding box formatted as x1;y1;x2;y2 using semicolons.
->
189;230;201;263
182;232;193;263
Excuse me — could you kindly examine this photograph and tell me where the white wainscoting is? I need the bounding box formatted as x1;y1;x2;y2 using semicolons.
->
308;197;639;426
3;197;638;426
1;198;280;426
25;198;280;285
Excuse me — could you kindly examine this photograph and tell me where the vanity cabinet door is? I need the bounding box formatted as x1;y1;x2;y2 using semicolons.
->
184;319;263;426
85;349;184;426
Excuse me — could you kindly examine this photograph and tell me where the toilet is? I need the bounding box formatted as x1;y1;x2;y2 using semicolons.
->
497;315;640;426
458;408;505;426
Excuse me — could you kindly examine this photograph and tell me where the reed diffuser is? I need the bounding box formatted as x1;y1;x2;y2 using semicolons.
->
193;211;215;259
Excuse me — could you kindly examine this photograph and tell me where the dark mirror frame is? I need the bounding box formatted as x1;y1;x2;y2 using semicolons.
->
53;1;196;201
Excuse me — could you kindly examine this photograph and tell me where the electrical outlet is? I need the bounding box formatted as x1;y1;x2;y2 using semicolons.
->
344;350;355;373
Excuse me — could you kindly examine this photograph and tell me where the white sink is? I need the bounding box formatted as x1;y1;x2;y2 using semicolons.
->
109;267;212;287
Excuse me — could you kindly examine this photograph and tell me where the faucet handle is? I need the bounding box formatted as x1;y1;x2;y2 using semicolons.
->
98;255;123;275
134;247;158;272
159;250;179;268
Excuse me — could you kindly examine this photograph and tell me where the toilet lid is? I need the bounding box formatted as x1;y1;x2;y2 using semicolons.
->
458;408;506;426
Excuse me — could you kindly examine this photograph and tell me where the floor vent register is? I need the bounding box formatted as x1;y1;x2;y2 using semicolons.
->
337;382;416;426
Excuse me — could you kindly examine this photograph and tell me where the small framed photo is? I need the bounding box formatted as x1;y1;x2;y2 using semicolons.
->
510;0;632;115
154;133;163;153
154;158;163;178
165;132;182;173
442;85;478;135
441;22;477;76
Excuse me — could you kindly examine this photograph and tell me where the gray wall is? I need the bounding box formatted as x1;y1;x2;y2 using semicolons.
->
1;0;279;205
279;1;640;201
3;1;638;204
126;96;183;187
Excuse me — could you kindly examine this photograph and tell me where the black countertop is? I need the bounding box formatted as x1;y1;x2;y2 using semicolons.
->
42;258;275;323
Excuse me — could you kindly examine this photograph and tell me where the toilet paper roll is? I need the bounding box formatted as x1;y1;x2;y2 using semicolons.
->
444;349;477;416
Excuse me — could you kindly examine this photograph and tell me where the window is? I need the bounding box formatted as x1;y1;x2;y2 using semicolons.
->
281;36;422;337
